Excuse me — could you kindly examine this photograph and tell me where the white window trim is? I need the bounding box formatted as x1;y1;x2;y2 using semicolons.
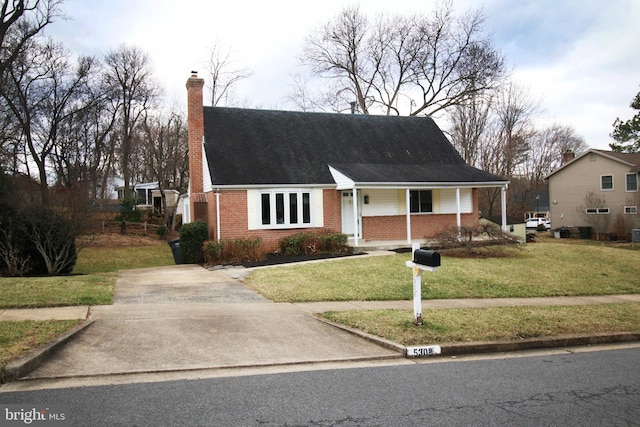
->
624;206;638;214
626;173;638;192
409;189;434;214
600;175;614;191
257;189;314;230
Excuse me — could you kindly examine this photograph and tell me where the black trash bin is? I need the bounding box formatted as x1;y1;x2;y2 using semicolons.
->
168;239;183;264
578;226;592;239
559;228;570;238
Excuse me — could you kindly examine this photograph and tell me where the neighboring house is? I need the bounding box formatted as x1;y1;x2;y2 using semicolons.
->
480;215;526;242
184;73;509;250
547;149;640;237
103;175;125;200
115;181;180;217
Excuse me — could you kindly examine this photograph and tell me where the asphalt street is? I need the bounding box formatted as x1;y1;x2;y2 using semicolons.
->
1;344;639;426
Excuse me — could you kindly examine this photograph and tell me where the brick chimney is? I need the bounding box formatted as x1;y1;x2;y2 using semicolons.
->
562;149;575;165
186;72;208;222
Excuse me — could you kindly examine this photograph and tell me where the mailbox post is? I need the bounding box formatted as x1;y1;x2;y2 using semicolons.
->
405;243;440;325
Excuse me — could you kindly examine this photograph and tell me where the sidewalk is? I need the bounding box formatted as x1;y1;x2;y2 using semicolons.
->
3;294;640;320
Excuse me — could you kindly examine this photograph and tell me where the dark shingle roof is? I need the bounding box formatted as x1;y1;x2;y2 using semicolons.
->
203;107;507;186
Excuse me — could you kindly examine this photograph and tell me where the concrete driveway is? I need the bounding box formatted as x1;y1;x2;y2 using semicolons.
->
25;265;400;380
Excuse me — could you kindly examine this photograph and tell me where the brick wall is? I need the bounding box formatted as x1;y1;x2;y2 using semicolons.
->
205;187;483;248
208;189;343;253
323;189;342;230
362;188;481;240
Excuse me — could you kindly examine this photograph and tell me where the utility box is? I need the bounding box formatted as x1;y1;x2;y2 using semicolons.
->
413;249;441;268
633;229;640;243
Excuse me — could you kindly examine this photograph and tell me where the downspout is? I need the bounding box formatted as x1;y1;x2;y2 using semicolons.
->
216;189;221;242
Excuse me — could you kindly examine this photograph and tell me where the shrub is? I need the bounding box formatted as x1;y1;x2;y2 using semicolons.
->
116;197;143;223
203;237;264;265
156;225;168;240
433;224;519;252
279;231;350;256
12;205;78;275
179;221;208;264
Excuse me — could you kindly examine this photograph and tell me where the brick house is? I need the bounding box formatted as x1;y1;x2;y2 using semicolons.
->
184;73;509;251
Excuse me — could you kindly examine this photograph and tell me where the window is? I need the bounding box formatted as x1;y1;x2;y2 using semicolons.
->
626;174;638;192
625;206;638;214
261;194;270;225
586;207;609;215
260;190;312;228
410;190;433;213
601;175;613;191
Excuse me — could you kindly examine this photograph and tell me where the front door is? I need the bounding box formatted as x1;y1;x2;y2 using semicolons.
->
341;191;361;238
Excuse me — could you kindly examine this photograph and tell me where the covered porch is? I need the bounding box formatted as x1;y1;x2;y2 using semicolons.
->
335;182;509;248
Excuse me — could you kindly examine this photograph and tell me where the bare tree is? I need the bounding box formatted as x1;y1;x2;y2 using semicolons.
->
298;2;505;116
456;83;539;216
52;65;120;199
523;123;587;185
0;96;23;170
0;0;62;75
203;42;252;106
0;37;95;205
140;110;188;228
491;83;540;178
0;0;62;174
103;44;160;198
448;91;493;166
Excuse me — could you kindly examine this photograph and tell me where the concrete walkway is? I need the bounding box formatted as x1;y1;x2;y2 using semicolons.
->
4;295;640;321
3;265;401;383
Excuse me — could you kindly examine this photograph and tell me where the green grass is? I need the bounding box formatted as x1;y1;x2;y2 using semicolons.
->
0;320;83;372
0;243;174;309
322;303;640;346
73;244;174;274
245;242;640;302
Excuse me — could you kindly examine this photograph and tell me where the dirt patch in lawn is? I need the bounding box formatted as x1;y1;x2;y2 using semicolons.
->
439;247;520;259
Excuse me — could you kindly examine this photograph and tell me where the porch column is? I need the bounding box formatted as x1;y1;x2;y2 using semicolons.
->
406;189;411;244
456;187;462;228
352;187;359;246
455;187;462;240
501;184;508;232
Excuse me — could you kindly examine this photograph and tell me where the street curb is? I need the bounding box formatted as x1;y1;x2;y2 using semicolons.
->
1;319;95;384
437;332;640;357
314;315;640;358
314;316;407;355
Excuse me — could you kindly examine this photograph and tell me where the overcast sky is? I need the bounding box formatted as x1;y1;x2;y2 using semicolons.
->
46;0;640;150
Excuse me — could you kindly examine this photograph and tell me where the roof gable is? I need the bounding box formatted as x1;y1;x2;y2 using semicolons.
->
547;149;640;178
203;107;506;186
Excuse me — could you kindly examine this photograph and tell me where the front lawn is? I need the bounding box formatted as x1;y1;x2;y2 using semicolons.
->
244;242;640;302
322;303;640;346
0;236;174;309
